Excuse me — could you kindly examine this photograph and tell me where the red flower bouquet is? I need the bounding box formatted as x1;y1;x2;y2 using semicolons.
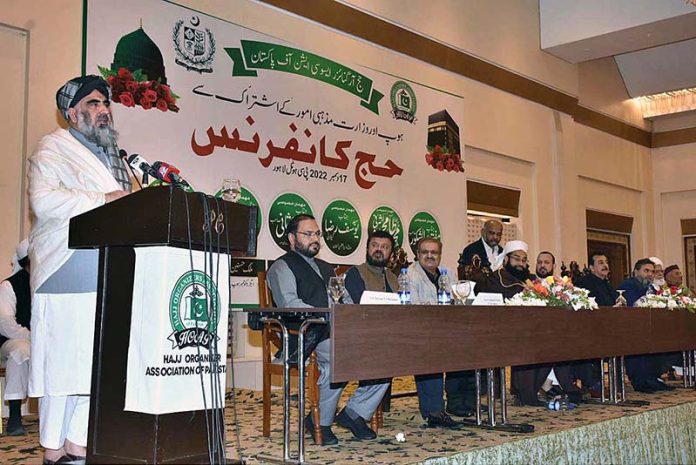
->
98;66;179;113
425;145;463;173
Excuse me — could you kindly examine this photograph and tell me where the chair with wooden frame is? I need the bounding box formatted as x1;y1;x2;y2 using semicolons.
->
259;271;323;443
259;268;382;443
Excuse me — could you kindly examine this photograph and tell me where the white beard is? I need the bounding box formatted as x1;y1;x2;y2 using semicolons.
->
652;278;666;288
76;110;119;149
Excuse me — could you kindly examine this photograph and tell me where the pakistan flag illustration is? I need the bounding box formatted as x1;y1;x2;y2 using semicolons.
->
169;270;220;350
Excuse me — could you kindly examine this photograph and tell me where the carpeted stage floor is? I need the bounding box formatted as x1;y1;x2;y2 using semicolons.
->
2;379;696;464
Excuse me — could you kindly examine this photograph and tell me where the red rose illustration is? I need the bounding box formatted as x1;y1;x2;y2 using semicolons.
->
160;84;172;99
425;144;464;174
100;67;179;112
156;98;168;112
119;92;135;107
117;68;133;80
142;89;158;103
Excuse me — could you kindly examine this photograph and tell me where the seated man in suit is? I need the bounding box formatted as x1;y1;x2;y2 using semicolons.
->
458;219;503;278
409;237;461;427
510;251;584;405
618;258;674;393
266;214;388;445
573;251;623;394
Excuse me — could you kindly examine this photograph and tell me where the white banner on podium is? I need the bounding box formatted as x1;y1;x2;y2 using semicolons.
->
125;246;230;414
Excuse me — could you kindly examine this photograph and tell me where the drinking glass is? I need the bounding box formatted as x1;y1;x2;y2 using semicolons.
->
221;178;241;202
328;276;346;306
615;289;627;307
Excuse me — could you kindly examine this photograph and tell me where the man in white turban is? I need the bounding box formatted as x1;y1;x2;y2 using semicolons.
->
465;240;536;406
29;75;130;464
490;240;531;280
649;256;665;290
0;239;31;435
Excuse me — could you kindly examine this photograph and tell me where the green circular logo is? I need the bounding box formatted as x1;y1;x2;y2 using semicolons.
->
214;185;262;236
168;270;220;349
321;200;362;257
268;192;313;251
390;80;417;123
367;206;404;248
408;211;441;254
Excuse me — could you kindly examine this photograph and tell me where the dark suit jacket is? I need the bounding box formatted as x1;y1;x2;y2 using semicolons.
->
574;273;617;306
618;277;649;307
458;238;500;268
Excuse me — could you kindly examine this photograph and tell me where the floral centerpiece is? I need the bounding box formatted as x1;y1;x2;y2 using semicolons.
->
635;285;696;313
98;66;179;112
424;145;463;173
505;276;598;311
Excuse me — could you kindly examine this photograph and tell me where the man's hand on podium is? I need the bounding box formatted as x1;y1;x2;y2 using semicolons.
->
105;190;129;203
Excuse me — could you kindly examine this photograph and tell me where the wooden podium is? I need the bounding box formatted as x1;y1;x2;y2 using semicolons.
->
69;186;257;464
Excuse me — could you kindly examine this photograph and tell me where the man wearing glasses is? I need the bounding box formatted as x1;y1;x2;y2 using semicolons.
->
473;240;532;295
408;238;463;427
266;214;386;446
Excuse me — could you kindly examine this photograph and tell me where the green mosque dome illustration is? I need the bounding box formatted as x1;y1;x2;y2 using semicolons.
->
111;26;167;84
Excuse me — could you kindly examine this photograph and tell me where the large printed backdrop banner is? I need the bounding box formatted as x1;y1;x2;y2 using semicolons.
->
85;0;467;267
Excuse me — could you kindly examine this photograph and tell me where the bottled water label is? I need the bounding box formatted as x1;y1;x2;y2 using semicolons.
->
398;290;411;305
438;290;451;305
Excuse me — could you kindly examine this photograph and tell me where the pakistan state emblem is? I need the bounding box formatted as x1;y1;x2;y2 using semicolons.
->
173;16;215;73
390;80;417;123
168;270;220;349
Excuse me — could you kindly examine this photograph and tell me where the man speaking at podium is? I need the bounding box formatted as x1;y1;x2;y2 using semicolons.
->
28;75;130;465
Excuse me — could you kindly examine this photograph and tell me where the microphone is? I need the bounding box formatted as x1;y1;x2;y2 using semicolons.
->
152;161;190;187
127;153;157;177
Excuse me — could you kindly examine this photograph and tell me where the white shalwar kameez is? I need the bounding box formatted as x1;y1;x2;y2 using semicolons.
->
0;280;31;401
28;128;120;449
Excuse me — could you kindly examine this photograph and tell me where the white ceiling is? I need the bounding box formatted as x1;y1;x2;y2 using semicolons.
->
540;0;696;97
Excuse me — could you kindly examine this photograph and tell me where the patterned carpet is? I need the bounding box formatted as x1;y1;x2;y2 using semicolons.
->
2;378;695;464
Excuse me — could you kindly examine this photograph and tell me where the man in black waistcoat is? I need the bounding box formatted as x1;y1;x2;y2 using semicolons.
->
0;240;31;436
266;214;387;446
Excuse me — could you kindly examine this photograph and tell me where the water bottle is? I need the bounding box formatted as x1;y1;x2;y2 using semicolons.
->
437;269;451;305
397;268;411;304
547;396;575;411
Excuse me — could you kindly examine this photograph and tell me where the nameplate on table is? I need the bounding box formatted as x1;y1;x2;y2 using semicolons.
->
472;292;504;306
359;291;401;305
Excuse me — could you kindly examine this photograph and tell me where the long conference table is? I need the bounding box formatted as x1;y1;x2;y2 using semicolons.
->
330;304;696;380
251;305;696;464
